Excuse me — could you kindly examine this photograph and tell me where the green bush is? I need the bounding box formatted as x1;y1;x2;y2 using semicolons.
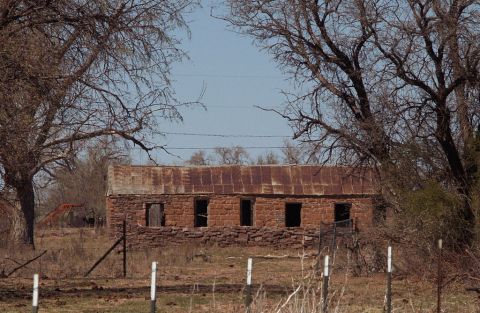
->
394;181;465;248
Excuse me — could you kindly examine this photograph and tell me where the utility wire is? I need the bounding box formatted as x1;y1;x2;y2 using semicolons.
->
158;131;290;138
129;146;285;151
200;105;283;109
174;73;284;79
164;146;285;150
171;104;285;109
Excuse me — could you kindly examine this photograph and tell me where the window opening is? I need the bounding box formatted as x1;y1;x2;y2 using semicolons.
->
285;203;302;227
194;199;208;227
146;203;165;227
334;203;351;227
240;199;253;226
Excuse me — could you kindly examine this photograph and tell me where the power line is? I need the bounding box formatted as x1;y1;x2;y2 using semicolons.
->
128;146;286;151
158;131;290;138
174;73;284;79
201;105;284;109
165;146;285;150
170;104;285;109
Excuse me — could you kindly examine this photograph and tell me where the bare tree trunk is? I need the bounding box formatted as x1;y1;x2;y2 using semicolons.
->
13;179;35;249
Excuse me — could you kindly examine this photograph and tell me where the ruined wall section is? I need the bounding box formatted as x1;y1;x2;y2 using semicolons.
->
107;194;373;248
113;224;322;248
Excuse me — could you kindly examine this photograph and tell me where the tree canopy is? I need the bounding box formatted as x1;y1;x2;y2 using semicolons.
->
225;0;480;245
0;0;197;246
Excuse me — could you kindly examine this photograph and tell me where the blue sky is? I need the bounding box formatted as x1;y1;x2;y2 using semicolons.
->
133;1;295;165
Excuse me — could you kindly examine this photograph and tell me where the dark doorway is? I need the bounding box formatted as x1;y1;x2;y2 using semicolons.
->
240;199;253;226
334;203;351;226
194;199;208;227
285;203;302;227
146;203;165;227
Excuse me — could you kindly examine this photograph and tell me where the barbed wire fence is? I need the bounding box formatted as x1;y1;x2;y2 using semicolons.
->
2;224;475;313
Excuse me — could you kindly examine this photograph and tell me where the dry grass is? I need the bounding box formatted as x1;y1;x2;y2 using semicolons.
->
0;228;479;312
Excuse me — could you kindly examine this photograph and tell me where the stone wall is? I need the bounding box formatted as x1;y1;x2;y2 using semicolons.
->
107;193;373;248
107;194;373;228
114;225;322;248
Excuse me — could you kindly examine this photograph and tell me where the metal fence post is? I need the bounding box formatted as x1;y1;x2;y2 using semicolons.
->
123;220;127;278
331;224;337;252
322;255;329;313
437;239;443;313
315;224;322;275
386;245;392;313
151;262;157;313
84;236;124;277
245;257;253;313
32;274;39;313
318;224;322;252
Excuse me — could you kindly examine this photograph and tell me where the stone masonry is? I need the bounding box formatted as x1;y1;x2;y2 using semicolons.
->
107;165;378;248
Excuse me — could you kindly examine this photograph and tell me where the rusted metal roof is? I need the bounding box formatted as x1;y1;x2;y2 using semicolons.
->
107;165;376;196
37;203;84;228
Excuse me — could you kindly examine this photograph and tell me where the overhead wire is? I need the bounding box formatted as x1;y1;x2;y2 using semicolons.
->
157;131;291;138
128;146;286;150
128;131;293;151
163;146;285;150
195;105;284;109
173;73;284;79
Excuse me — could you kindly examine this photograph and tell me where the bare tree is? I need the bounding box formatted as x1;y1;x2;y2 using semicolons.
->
225;0;480;245
213;146;250;165
187;150;211;166
256;150;280;164
0;193;19;247
38;140;130;219
281;141;302;165
0;1;198;247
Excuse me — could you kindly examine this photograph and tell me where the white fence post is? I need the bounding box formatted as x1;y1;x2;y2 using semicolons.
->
386;245;392;313
151;262;157;313
322;255;329;313
245;257;253;312
437;239;443;313
32;273;39;313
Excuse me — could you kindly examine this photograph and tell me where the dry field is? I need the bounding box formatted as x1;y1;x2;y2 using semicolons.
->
0;228;478;312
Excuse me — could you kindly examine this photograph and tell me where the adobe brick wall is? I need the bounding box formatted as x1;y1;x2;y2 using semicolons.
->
107;194;374;248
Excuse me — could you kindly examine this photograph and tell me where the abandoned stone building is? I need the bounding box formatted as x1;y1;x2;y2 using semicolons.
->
107;165;378;247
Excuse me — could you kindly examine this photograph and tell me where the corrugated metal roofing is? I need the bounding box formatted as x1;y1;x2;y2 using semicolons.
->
107;165;376;196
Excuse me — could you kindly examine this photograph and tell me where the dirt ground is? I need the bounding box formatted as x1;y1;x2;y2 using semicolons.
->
0;228;479;312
